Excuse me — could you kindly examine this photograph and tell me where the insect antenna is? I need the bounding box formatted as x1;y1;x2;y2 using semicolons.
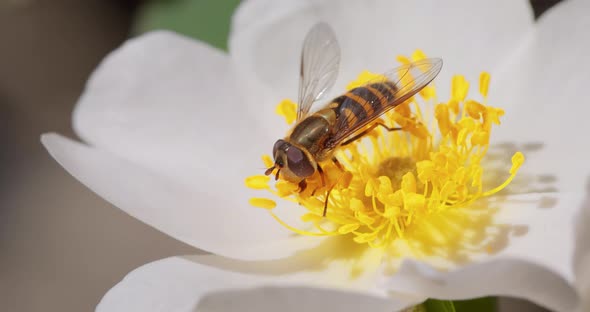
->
264;166;275;176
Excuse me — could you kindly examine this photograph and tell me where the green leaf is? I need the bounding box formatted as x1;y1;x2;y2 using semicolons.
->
421;297;497;312
133;0;241;50
424;299;456;312
453;297;497;312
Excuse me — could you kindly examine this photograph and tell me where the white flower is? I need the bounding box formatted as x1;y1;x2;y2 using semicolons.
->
41;0;590;311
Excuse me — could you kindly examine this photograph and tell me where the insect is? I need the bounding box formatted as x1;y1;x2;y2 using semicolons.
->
265;23;443;216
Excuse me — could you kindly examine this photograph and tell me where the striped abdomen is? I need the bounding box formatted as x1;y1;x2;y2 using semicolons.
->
287;80;401;161
329;81;399;134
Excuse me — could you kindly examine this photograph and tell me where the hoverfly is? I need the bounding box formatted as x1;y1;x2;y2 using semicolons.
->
265;23;443;216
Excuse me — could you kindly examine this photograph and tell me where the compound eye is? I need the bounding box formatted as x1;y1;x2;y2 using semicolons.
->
273;139;286;157
286;147;314;178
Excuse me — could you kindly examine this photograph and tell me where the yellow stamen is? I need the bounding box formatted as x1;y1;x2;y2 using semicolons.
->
262;154;274;168
452;75;469;103
479;72;491;98
482;152;525;196
276;99;297;124
347;71;388;90
246;50;524;255
249;198;276;209
244;175;271;190
411;49;427;61
270;212;336;236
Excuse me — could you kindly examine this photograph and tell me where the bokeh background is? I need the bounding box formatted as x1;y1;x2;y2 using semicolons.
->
0;0;563;311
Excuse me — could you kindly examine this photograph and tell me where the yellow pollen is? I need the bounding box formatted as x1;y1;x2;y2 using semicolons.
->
479;72;491;98
262;155;274;168
249;198;276;210
346;71;388;90
244;175;271;190
451;75;469;102
511;152;525;174
246;50;524;252
276;99;297;124
411;49;428;61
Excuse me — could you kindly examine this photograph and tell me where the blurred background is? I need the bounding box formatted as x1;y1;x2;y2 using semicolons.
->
0;0;562;311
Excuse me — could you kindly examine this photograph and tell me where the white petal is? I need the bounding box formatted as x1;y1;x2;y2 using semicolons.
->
574;181;590;312
73;31;272;185
384;258;576;312
415;2;590;308
380;192;580;311
488;192;578;283
98;255;422;312
231;0;300;32
47;31;320;260
41;133;323;260
491;0;590;195
229;0;534;134
197;287;412;312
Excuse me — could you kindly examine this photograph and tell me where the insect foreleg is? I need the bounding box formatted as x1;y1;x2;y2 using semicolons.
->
297;179;307;192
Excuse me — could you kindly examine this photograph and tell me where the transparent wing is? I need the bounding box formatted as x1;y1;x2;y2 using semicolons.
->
327;58;443;147
297;22;341;121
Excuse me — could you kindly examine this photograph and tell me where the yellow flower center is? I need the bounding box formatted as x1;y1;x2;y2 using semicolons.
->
246;51;524;253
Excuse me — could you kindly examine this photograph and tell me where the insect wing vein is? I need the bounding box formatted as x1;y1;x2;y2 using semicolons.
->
297;23;341;121
327;58;443;147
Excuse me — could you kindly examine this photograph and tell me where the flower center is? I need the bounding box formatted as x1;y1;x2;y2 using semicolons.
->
375;157;416;190
246;51;524;252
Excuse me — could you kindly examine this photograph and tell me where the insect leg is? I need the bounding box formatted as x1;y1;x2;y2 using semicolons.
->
311;165;327;196
341;122;401;146
322;187;333;217
297;179;307;192
317;164;326;186
331;157;344;171
316;165;333;216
